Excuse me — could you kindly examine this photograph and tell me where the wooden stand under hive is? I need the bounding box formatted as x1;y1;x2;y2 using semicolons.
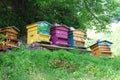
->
0;26;19;51
50;25;69;46
90;40;112;57
68;29;85;48
26;21;51;44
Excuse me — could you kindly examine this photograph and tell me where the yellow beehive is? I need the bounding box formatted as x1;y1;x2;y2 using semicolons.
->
26;22;50;44
37;34;50;42
73;29;85;37
75;41;85;47
73;29;85;42
73;29;85;47
73;36;85;42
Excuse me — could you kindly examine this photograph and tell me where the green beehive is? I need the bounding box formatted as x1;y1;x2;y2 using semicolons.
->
37;21;51;35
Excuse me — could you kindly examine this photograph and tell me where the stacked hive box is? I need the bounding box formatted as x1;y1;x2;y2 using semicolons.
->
68;29;85;47
50;25;69;46
90;40;112;57
0;26;19;50
26;21;51;44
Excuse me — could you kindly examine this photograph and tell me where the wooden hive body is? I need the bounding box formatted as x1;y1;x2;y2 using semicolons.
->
26;21;51;44
0;26;19;40
50;26;69;46
0;26;19;50
68;29;85;47
90;40;112;57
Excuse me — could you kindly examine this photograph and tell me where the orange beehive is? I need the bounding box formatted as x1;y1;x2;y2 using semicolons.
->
90;40;112;57
0;26;19;40
0;26;19;50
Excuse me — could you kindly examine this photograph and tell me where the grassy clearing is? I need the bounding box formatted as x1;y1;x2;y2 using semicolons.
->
0;46;120;80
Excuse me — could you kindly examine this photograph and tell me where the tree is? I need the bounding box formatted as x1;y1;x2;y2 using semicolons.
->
0;0;120;35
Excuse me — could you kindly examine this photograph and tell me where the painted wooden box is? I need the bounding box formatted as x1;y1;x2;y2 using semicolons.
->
0;26;19;40
50;25;69;46
0;26;19;50
50;29;68;36
73;29;85;37
51;37;68;46
37;21;51;34
68;36;85;47
51;34;68;39
26;21;51;44
51;26;69;32
70;35;85;42
74;41;85;47
68;30;85;47
36;34;51;42
90;40;112;57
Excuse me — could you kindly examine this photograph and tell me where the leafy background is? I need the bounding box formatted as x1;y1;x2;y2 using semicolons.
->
0;0;120;34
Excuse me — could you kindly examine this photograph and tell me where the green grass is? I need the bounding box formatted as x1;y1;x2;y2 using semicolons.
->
0;46;120;80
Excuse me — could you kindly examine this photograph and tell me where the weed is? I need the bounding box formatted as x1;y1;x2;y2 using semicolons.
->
0;47;120;80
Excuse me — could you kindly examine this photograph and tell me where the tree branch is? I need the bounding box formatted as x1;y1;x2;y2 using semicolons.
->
83;0;102;25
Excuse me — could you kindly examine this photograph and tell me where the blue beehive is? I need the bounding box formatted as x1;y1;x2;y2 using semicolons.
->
68;31;75;47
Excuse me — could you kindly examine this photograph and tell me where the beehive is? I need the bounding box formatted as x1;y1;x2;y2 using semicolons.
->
0;26;19;50
68;29;85;47
26;21;51;44
90;40;112;57
50;25;69;46
0;26;19;40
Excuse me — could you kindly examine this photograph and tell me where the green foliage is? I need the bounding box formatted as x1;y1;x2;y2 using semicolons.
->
0;34;7;39
0;0;120;35
0;34;7;44
0;46;120;79
111;26;120;56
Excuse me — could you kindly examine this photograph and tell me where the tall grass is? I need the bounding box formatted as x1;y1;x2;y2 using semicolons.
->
0;46;120;80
